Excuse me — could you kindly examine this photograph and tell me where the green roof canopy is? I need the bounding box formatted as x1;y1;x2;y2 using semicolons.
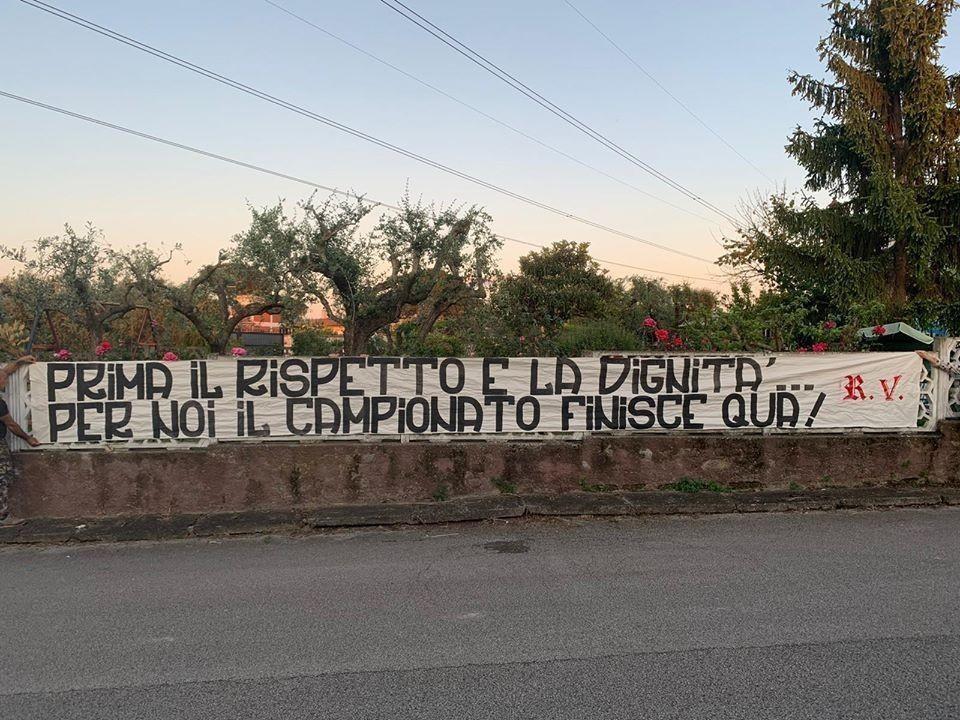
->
857;322;933;350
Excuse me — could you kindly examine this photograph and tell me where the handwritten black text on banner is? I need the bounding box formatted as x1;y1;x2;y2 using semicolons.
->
27;353;922;445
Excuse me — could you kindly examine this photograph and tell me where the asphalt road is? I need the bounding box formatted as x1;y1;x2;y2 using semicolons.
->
2;508;959;719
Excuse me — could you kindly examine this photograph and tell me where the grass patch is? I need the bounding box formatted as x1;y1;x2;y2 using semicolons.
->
432;484;450;502
665;477;732;494
492;477;517;494
579;478;616;493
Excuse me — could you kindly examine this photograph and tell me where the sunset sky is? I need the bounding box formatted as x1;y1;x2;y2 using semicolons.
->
4;1;958;294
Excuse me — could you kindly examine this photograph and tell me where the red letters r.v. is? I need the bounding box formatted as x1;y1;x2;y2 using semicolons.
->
880;375;902;401
844;374;866;400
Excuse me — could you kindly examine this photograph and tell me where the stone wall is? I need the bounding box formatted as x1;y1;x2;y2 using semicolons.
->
10;422;960;520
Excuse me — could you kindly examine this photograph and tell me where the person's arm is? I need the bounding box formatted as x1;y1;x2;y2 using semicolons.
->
917;350;960;377
0;355;35;377
0;414;40;447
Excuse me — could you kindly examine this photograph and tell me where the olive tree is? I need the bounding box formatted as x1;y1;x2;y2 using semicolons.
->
241;192;502;354
1;224;166;352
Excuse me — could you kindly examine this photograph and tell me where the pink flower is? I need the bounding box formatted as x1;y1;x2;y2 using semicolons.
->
673;336;683;347
162;351;179;362
823;320;837;330
873;324;887;336
643;317;657;328
94;340;112;357
231;346;248;357
53;349;72;361
654;328;670;343
811;342;828;353
797;347;809;353
519;336;525;343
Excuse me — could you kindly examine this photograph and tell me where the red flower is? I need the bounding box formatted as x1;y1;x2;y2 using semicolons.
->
811;342;828;353
673;336;683;347
823;320;837;330
654;328;670;342
797;347;808;353
643;317;657;328
873;324;887;336
94;340;112;358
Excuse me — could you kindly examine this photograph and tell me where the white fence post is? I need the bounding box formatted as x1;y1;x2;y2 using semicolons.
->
5;367;32;452
935;337;960;422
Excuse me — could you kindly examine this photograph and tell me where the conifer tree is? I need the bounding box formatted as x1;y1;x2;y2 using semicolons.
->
726;0;960;327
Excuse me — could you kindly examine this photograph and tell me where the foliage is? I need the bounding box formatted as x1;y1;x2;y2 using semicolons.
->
724;0;960;331
428;297;520;356
613;276;718;331
0;268;57;353
680;282;860;352
492;241;619;353
0;321;28;359
579;478;616;492
665;478;732;493
241;191;501;354
667;282;719;327
492;477;517;494
163;213;315;354
554;319;640;356
0;224;163;354
146;308;210;360
616;276;675;327
390;319;467;357
291;326;339;356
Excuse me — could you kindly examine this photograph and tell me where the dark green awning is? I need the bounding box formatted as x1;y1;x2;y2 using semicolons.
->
857;322;934;350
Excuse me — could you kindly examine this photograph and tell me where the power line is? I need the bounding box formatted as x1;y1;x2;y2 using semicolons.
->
261;0;713;224
561;0;775;184
376;0;741;226
0;89;724;286
498;235;722;283
18;0;717;265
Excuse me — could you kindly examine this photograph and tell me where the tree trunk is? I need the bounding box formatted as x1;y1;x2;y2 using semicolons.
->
342;325;369;355
26;305;42;354
211;335;229;356
342;304;400;355
892;238;909;306
416;303;446;344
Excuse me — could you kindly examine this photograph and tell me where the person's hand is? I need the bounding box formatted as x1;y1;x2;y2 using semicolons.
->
26;436;40;447
917;350;940;365
16;355;36;365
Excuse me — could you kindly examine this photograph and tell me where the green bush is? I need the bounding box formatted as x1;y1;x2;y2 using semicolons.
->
391;321;466;357
554;319;640;356
666;478;732;493
419;332;465;357
291;326;338;356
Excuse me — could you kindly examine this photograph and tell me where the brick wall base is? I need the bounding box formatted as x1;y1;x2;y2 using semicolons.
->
11;424;960;519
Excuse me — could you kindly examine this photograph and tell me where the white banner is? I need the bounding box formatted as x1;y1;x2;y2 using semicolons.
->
25;353;922;445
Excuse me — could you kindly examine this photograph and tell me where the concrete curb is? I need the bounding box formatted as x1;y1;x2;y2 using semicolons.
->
2;487;958;544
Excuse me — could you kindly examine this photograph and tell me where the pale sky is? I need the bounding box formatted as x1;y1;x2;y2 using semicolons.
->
3;1;958;291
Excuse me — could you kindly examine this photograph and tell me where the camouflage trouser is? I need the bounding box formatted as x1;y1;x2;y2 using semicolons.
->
0;441;12;520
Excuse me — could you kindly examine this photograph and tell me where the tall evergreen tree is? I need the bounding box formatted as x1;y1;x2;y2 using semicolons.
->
726;0;960;327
